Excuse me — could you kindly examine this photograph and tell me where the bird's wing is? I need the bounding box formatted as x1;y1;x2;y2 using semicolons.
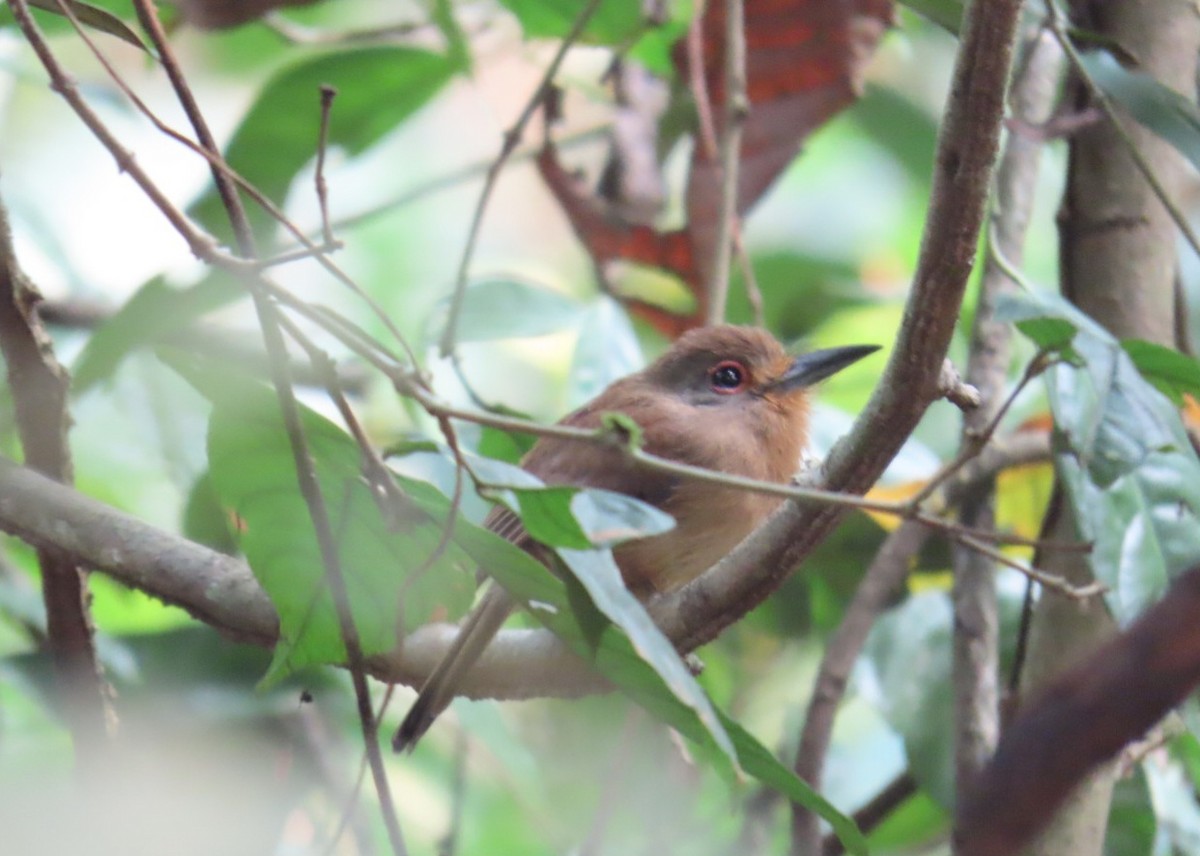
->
393;584;514;751
395;396;680;750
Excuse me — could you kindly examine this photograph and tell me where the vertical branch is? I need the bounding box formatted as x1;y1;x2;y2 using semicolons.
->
790;521;931;855
703;0;747;326
438;0;605;358
0;191;109;756
951;28;1063;799
662;0;1023;659
1014;2;1200;854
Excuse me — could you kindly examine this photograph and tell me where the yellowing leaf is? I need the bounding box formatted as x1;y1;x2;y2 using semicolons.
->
995;461;1055;562
864;480;926;531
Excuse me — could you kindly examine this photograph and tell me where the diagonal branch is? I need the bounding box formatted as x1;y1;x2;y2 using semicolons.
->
655;0;1025;655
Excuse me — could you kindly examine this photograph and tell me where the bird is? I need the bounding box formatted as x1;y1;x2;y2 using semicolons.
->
394;325;878;750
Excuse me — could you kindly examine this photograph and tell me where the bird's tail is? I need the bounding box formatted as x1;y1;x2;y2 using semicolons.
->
393;585;514;752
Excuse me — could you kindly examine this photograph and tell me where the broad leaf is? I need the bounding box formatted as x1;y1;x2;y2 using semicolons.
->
465;451;676;549
72;275;241;395
1080;50;1200;175
166;354;475;682
863;583;1030;810
998;291;1200;623
499;0;644;44
558;545;735;762
429;278;584;344
191;46;461;244
898;0;962;33
569;297;643;407
1121;339;1200;405
449;517;866;854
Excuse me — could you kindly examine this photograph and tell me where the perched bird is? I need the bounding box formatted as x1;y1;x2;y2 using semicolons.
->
394;325;877;750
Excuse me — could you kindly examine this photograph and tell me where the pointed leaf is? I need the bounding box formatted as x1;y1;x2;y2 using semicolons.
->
1121;338;1200;405
1081;50;1200;175
72;275;241;395
999;291;1200;623
448;518;865;853
166;354;474;682
429;278;584;344
22;0;146;51
559;547;733;759
191;46;461;244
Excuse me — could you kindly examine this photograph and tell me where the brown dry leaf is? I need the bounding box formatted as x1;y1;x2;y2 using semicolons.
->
541;0;896;335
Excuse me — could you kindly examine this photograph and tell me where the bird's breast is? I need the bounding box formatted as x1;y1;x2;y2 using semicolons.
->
614;482;782;595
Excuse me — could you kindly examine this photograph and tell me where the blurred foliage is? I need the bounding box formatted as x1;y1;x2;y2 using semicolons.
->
2;0;1200;854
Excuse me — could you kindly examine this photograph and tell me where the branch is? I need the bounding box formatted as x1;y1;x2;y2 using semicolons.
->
0;434;1050;703
654;0;1024;656
703;0;747;324
789;431;1051;855
952;24;1063;799
0;186;109;752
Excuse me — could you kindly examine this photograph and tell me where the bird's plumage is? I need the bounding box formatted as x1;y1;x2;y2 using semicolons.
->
393;325;876;750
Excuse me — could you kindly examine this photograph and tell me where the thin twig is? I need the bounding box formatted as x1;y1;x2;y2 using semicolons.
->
704;0;747;325
438;0;605;357
42;0;420;367
822;772;919;856
1046;0;1200;263
329;123;608;235
129;3;406;851
316;85;338;246
952;530;1106;600
906;352;1048;509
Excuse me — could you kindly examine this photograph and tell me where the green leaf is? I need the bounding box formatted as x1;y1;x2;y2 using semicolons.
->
569;297;643;407
1080;50;1200;175
431;278;585;344
559;547;733;759
1014;317;1078;354
477;425;531;463
512;486;594;549
467;452;675;549
72;275;242;395
448;518;865;854
897;0;962;34
165;354;474;682
999;290;1200;624
864;592;955;806
726;715;868;854
499;0;645;44
569;488;675;547
3;0;146;51
431;0;471;71
190;46;461;244
181;470;237;555
1106;766;1156;856
1121;338;1200;404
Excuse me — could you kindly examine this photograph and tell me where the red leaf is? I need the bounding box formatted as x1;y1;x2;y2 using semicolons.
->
541;0;895;335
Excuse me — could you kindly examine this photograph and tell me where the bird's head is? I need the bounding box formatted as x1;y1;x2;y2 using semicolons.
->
641;325;879;411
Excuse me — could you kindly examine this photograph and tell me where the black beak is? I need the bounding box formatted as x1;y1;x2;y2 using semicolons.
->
765;344;880;393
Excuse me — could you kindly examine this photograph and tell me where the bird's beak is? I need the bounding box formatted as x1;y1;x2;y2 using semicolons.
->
764;344;880;393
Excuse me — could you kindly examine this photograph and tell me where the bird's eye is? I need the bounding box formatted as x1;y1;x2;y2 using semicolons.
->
709;360;747;394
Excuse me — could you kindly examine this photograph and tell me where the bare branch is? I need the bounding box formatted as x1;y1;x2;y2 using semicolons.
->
0;175;110;754
952;25;1064;804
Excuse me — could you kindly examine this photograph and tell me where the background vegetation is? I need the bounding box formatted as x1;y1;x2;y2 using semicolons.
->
0;1;1199;855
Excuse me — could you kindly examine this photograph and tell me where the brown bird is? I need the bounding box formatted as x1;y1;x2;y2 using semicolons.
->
394;325;877;750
